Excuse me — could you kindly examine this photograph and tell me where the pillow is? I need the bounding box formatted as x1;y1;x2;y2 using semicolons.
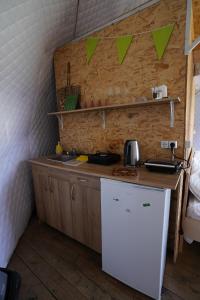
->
190;172;200;202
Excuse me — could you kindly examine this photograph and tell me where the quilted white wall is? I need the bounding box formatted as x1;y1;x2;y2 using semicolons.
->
194;94;200;150
75;0;159;37
0;0;78;267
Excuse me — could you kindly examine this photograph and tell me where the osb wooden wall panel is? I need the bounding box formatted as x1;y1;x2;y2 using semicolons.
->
54;0;187;160
184;0;196;159
185;53;195;159
193;0;200;39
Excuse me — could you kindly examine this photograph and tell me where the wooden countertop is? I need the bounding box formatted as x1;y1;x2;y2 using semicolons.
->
30;157;182;190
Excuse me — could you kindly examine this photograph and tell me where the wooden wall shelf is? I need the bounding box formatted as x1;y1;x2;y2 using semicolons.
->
48;97;181;129
48;98;180;116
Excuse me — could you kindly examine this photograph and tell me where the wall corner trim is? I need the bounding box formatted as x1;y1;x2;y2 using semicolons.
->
185;0;200;55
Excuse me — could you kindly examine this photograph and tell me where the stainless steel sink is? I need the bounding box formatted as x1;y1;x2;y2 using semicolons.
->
47;154;76;163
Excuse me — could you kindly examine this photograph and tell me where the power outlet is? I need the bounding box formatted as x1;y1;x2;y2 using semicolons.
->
161;141;169;149
161;141;178;149
169;141;178;149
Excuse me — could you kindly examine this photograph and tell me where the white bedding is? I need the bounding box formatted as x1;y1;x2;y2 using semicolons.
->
187;193;200;221
187;151;200;221
191;151;200;174
190;172;200;201
189;151;200;201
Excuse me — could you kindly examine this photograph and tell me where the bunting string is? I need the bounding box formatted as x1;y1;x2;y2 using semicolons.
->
88;23;176;39
85;23;175;63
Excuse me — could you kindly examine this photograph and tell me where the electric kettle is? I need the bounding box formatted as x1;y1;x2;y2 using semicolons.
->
124;140;140;166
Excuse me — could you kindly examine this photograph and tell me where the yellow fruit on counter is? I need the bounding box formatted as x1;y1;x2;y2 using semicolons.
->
76;155;88;162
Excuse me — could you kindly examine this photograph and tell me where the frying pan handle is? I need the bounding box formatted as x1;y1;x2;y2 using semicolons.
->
124;140;129;166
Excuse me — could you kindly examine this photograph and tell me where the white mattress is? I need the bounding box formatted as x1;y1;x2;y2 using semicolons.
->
187;151;200;222
191;151;200;174
187;194;200;221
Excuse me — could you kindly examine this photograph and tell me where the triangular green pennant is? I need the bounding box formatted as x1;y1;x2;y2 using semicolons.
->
152;24;174;60
86;37;100;64
116;36;133;64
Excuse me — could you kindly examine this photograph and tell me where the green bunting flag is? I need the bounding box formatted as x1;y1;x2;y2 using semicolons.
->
116;36;133;64
152;24;174;60
86;37;100;64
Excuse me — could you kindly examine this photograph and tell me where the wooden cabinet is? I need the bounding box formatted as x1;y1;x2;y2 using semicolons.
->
57;176;73;238
74;176;101;252
32;165;49;223
86;187;101;252
32;165;101;253
46;175;62;230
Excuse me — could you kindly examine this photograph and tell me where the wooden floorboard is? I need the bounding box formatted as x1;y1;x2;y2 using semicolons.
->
9;256;56;300
8;218;200;300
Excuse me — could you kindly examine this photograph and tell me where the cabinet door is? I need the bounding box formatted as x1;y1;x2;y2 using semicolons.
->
71;182;87;245
74;176;101;252
101;178;171;300
86;186;101;253
57;177;73;237
32;165;61;228
32;166;49;222
45;175;61;230
47;169;74;236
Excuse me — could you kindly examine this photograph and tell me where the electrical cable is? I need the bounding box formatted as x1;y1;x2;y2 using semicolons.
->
170;143;190;170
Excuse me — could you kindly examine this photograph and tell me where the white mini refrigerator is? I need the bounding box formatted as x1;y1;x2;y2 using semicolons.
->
101;178;171;300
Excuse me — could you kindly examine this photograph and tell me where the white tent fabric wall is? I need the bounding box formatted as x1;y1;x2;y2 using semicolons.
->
0;0;159;267
0;0;78;267
75;0;159;37
194;94;200;150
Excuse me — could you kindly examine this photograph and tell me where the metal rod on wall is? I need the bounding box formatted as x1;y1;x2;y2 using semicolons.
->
100;111;106;129
170;100;175;128
73;0;80;39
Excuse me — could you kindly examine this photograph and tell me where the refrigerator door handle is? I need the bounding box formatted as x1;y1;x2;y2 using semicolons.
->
113;198;119;202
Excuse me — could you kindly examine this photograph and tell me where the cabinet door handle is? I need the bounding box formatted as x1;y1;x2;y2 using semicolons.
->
78;178;88;183
125;208;131;213
71;184;75;201
48;177;53;193
113;198;119;202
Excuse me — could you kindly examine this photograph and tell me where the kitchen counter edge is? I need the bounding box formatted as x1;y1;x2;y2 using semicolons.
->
29;158;183;190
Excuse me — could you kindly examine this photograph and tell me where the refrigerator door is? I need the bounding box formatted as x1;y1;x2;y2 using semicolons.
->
101;178;171;300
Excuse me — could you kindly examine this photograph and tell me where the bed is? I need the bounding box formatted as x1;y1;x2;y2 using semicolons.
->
182;151;200;243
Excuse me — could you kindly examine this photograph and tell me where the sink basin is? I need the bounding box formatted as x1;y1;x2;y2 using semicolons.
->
47;154;76;163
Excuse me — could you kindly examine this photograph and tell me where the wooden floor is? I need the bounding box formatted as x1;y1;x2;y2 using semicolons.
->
9;218;200;300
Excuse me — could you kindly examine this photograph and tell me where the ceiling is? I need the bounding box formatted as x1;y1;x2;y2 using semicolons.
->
40;0;160;51
72;0;160;39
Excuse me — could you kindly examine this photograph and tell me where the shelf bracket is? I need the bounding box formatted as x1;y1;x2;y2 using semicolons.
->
99;111;106;129
57;115;64;130
169;100;175;128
